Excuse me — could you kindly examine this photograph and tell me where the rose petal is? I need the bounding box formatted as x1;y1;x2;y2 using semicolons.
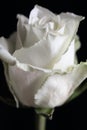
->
12;34;77;68
57;12;84;40
7;62;50;107
17;14;45;48
29;5;56;25
53;35;80;72
14;10;83;68
16;15;28;49
0;34;16;65
13;34;68;68
35;62;87;108
53;39;75;72
0;48;16;65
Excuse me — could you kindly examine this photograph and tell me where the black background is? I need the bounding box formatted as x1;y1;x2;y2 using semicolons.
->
0;0;87;130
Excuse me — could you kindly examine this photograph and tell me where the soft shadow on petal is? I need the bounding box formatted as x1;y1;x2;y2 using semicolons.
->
35;62;87;108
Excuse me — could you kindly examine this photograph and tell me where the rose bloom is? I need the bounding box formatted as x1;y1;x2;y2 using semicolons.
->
0;5;87;108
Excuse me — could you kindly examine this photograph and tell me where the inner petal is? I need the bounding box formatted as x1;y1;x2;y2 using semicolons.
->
53;39;75;72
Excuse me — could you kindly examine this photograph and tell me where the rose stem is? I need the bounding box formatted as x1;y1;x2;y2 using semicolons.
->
35;114;46;130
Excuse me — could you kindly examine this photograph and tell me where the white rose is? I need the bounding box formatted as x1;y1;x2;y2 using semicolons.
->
0;5;87;108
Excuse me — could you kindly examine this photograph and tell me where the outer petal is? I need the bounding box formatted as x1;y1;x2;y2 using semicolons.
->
35;62;87;108
57;12;84;30
0;33;16;65
7;61;51;107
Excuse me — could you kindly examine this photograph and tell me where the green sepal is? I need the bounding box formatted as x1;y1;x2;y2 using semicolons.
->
67;79;87;103
35;108;54;120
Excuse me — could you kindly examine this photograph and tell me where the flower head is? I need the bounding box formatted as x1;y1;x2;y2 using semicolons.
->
0;5;87;108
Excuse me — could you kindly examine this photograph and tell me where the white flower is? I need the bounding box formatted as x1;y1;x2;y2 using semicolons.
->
0;5;87;108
